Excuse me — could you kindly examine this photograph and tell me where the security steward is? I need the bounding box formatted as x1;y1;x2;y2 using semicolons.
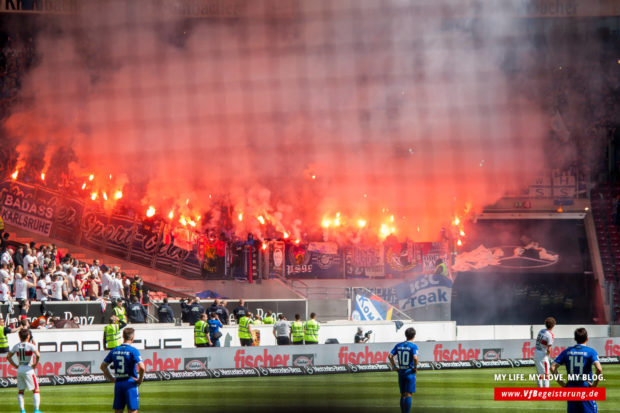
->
0;314;12;353
103;315;122;350
238;312;254;346
182;297;205;326
434;258;450;279
194;313;211;347
291;313;304;345
114;298;128;328
262;310;275;324
303;312;320;345
157;297;175;323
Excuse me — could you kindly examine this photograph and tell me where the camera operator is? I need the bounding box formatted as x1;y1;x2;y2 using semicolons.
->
354;327;371;343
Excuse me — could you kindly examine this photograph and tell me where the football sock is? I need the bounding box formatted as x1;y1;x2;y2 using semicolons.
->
403;396;412;413
399;397;404;412
34;392;41;409
543;378;550;388
537;378;543;387
18;393;25;410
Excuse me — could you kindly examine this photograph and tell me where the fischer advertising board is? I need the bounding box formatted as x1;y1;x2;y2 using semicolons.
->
0;338;619;386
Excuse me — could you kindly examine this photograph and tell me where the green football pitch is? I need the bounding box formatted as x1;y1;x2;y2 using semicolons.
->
1;366;618;413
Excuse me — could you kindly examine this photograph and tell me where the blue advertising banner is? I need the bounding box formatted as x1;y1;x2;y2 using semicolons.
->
394;273;453;310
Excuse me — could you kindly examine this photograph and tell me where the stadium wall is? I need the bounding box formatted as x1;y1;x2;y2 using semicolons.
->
1;322;612;353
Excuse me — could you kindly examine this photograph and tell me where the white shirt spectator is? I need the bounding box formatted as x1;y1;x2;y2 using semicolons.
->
68;291;80;301
1;250;12;265
23;254;37;271
14;276;29;300
101;271;113;293
109;278;124;299
0;281;10;302
0;268;9;282
51;279;64;300
36;279;48;301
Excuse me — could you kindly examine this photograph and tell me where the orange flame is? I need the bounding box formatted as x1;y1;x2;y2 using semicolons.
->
40;173;45;181
102;192;108;201
453;217;460;226
283;232;290;239
238;212;243;222
321;218;331;228
459;230;465;237
261;242;267;250
114;190;123;200
90;192;97;201
88;174;94;181
81;182;86;190
357;219;367;228
294;239;300;245
11;170;18;180
457;239;462;246
146;206;156;217
168;210;174;219
257;216;265;225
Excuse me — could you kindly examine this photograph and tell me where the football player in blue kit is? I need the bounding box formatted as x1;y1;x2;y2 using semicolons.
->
388;327;419;413
100;327;146;413
551;327;603;413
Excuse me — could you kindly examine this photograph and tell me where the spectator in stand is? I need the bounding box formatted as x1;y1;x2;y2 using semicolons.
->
0;233;8;252
35;273;48;313
207;312;223;347
109;272;124;301
157;297;175;323
67;289;81;301
181;297;205;326
0;263;10;283
22;249;37;273
31;311;52;329
130;275;143;302
26;263;37;300
18;300;30;321
14;273;33;304
127;296;148;324
100;266;113;295
0;276;10;303
50;274;66;301
87;273;100;301
13;246;24;269
90;259;100;277
1;246;13;266
233;299;249;323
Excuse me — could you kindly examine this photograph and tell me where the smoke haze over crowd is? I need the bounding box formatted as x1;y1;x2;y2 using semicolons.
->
3;0;549;241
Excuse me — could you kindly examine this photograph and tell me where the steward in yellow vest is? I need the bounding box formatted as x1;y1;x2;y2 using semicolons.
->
291;313;304;345
194;313;210;347
238;313;254;347
262;311;275;324
103;316;122;350
303;312;319;344
114;299;128;328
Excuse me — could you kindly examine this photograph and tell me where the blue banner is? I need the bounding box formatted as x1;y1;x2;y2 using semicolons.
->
394;273;453;310
351;294;394;321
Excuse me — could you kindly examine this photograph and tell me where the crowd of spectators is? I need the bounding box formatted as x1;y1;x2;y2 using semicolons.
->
0;232;152;324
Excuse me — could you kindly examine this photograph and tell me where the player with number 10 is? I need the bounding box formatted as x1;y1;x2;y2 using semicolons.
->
388;327;419;413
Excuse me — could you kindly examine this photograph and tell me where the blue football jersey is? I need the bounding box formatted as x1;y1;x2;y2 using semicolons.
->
104;344;143;380
390;341;419;373
554;344;599;386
